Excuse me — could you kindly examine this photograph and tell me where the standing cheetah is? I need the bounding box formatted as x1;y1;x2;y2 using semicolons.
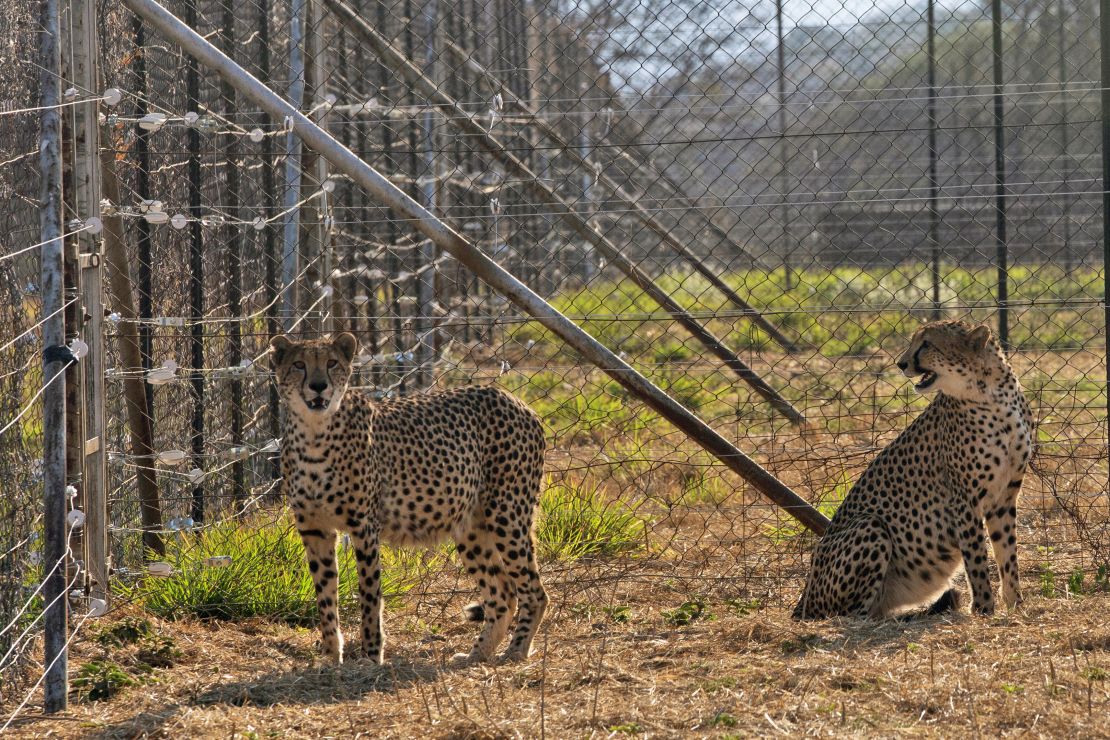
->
793;320;1033;620
270;333;548;665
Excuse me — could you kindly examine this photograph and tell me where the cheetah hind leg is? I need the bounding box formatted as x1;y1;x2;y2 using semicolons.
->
924;588;962;615
449;530;514;666
793;517;893;620
500;532;546;662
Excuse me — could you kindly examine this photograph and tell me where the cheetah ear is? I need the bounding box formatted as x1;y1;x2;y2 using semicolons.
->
332;332;358;363
269;335;292;367
968;324;992;351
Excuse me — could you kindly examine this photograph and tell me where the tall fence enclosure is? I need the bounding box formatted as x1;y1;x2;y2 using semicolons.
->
2;0;1110;715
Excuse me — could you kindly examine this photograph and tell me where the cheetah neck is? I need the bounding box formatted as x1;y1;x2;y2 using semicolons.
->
941;369;1029;425
282;408;338;452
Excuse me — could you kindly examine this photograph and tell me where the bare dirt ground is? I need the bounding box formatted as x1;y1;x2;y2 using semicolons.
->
9;587;1110;738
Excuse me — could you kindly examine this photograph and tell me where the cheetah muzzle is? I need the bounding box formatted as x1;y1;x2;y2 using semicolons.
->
270;332;549;666
794;319;1034;620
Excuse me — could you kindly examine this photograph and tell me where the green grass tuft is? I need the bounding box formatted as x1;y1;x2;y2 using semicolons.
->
117;514;417;625
537;480;646;561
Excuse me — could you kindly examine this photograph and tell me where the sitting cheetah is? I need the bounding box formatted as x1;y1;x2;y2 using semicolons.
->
793;320;1033;620
269;333;548;665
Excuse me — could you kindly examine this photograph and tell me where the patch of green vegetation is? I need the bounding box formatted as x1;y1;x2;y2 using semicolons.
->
569;603;632;624
117;514;417;625
1097;564;1110;592
1001;682;1024;695
1068;568;1086;595
608;722;643;734
661;598;713;627
675;465;733;507
708;712;739;728
537;480;646;561
95;617;153;647
1082;667;1108;681
1038;562;1058;599
72;660;136;702
699;676;738;694
724;598;762;616
651;340;694;364
136;635;183;668
781;633;830;655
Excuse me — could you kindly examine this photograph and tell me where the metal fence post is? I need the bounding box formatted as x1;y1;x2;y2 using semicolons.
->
221;0;246;501
415;0;439;388
40;0;69;712
927;0;941;321
71;0;108;601
1101;0;1110;450
283;0;307;331
184;0;206;524
991;0;1009;349
774;0;792;291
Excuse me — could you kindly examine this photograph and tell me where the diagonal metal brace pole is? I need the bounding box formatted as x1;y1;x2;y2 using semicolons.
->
121;0;827;533
321;0;804;424
439;38;799;355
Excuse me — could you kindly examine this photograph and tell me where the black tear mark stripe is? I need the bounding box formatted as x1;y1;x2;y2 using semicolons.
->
1007;480;1023;489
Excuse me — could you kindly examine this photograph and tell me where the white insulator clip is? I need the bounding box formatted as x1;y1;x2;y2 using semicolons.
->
146;359;178;385
137;112;167;132
156;449;188;466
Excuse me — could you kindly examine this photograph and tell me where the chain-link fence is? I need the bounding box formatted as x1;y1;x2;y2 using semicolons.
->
4;0;1110;716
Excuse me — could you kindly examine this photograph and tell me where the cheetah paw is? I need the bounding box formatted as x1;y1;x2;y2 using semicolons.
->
448;651;482;668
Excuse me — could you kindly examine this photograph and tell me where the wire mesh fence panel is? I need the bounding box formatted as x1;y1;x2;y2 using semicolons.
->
3;0;1110;714
91;0;1109;618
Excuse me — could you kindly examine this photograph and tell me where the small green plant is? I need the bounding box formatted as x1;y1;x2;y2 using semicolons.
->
1039;563;1058;598
609;722;643;734
72;660;136;702
136;634;183;668
95;617;153;647
1082;666;1108;681
537;480;645;561
699;676;738;694
1096;564;1110;592
1001;682;1024;695
781;633;829;655
724;598;761;616
708;712;739;728
1068;568;1085;595
662;598;712;627
604;605;632;623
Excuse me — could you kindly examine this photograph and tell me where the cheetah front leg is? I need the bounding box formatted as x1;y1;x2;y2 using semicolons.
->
986;497;1022;609
299;527;344;664
348;525;385;664
950;503;996;616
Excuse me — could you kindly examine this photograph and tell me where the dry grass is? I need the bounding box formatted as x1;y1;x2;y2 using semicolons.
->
8;586;1110;738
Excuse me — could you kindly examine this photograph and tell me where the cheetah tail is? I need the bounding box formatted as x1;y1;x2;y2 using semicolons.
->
462;603;484;622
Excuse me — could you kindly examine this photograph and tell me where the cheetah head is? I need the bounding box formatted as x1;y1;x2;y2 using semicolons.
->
268;333;358;418
897;320;1003;400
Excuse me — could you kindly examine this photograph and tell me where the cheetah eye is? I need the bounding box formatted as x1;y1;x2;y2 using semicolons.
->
293;361;306;371
327;359;338;370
